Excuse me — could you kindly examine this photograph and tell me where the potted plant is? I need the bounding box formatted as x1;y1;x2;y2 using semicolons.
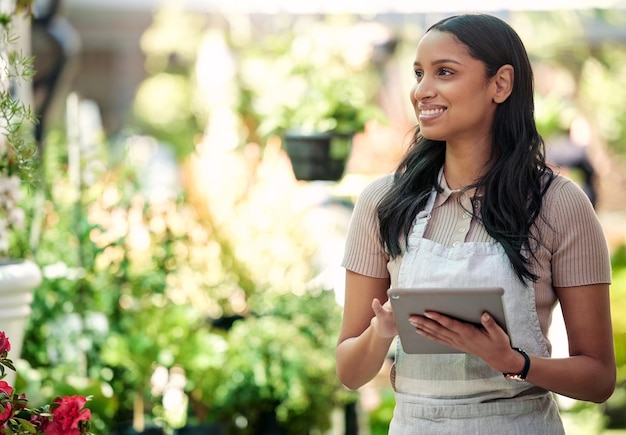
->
186;289;356;435
277;75;380;181
236;18;386;181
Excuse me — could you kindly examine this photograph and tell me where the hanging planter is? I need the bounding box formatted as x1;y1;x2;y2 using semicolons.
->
283;130;353;182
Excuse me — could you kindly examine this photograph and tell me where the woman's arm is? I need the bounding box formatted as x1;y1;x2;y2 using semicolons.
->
336;270;393;390
423;178;615;401
526;177;615;401
523;283;615;402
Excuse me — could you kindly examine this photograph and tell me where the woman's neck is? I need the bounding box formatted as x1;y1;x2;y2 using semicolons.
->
443;142;491;190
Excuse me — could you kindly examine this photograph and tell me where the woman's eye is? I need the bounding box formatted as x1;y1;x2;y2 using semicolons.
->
438;68;453;76
413;70;423;80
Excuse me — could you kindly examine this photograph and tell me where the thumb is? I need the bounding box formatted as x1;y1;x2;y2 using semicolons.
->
372;298;383;313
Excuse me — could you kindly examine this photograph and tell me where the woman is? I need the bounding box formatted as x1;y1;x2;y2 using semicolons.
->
335;13;615;434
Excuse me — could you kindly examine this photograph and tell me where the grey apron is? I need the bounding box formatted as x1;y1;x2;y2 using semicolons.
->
389;188;564;434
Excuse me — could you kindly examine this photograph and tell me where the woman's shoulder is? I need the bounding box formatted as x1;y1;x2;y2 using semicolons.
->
539;172;599;239
543;173;594;210
538;173;610;285
354;173;394;208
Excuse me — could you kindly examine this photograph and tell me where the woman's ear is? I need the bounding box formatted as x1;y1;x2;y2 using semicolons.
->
492;64;514;104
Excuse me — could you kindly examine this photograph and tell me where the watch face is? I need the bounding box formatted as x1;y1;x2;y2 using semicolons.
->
504;373;526;382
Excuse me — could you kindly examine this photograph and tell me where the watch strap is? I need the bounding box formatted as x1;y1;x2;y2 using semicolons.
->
503;347;530;381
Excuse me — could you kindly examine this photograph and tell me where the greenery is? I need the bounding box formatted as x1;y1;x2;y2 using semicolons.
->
603;245;626;430
0;2;96;434
233;16;386;142
205;290;348;434
18;120;351;433
0;4;38;258
518;10;626;160
9;7;626;435
0;24;37;181
131;8;209;161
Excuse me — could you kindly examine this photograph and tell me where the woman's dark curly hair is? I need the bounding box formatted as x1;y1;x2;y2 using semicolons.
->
377;14;554;283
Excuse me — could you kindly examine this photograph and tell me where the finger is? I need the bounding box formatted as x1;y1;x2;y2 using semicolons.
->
423;311;467;331
423;310;459;324
412;316;455;341
416;323;446;340
415;323;456;348
480;312;503;333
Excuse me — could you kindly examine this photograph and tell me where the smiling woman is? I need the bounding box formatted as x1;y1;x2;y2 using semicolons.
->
409;28;514;187
336;13;615;435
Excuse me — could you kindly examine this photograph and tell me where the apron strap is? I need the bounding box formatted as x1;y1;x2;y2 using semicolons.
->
409;188;438;242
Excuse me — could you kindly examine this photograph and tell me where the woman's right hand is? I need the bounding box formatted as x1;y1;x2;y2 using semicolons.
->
371;298;398;338
336;272;393;389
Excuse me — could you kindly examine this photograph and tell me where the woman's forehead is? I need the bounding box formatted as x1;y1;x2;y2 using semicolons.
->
414;30;471;64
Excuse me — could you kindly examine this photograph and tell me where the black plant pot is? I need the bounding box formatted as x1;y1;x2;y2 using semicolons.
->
283;131;352;181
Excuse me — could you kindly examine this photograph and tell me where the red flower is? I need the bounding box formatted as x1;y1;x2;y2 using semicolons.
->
42;395;91;435
0;332;10;355
29;413;49;432
0;380;14;425
0;381;12;396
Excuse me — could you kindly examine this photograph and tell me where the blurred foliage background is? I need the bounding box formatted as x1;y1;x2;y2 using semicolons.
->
8;5;626;434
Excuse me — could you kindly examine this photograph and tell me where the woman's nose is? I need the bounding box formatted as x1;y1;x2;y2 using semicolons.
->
412;78;435;102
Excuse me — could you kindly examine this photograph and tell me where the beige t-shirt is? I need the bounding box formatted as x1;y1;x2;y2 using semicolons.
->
341;172;611;338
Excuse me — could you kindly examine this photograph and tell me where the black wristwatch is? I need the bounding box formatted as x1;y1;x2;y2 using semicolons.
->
503;347;530;381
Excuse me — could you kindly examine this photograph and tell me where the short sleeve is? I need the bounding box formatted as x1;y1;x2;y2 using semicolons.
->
341;175;392;278
542;176;611;288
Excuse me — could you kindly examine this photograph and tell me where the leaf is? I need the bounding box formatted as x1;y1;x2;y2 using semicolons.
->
13;418;37;433
0;359;16;371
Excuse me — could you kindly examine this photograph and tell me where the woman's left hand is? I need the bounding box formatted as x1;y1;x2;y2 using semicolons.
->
409;311;513;372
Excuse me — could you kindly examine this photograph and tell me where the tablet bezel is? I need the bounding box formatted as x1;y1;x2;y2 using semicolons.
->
387;286;508;354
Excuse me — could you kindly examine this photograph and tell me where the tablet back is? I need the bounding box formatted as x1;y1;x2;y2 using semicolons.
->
387;287;508;354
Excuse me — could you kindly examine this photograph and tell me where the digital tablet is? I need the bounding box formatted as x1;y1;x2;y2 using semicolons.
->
387;287;509;354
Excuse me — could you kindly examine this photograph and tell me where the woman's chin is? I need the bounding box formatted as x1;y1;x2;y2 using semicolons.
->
420;130;445;141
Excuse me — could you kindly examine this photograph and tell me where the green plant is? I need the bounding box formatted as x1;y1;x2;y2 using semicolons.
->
267;74;381;137
603;245;626;429
21;13;366;434
235;17;385;140
0;7;37;178
0;4;38;258
519;10;626;160
180;281;352;434
559;400;608;435
21;130;233;432
131;8;208;161
610;245;626;383
368;387;394;435
24;120;351;433
206;296;349;434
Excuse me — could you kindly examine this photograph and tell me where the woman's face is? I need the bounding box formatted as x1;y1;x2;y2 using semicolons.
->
410;30;498;145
